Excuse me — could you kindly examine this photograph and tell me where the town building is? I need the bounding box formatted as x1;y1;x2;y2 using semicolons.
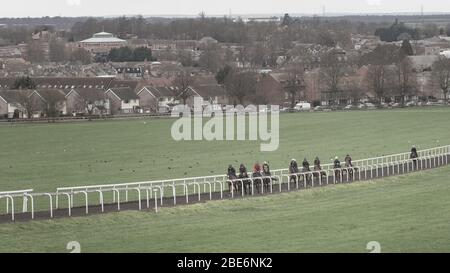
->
79;32;127;54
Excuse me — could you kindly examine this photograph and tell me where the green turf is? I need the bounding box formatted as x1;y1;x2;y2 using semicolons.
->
1;107;449;194
1;107;450;252
1;166;449;253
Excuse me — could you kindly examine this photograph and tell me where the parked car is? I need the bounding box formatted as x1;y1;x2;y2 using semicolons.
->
294;102;312;111
425;101;442;106
344;104;354;110
365;102;377;109
314;106;323;111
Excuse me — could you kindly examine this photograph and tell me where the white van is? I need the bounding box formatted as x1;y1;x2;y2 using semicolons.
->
294;102;311;111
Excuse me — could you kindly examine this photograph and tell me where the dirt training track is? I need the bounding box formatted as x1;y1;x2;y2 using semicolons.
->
1;155;449;224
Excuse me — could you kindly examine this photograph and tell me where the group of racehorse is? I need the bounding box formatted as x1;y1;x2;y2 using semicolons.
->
227;162;275;196
226;155;355;196
226;146;419;196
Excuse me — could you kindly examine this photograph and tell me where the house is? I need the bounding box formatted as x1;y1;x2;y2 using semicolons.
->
191;75;228;105
408;55;439;72
66;88;110;115
0;90;31;118
137;85;202;113
0;77;145;92
29;89;68;117
255;73;289;106
105;88;140;114
137;86;179;113
114;66;143;79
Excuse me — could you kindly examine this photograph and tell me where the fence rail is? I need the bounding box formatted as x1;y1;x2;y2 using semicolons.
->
1;145;450;222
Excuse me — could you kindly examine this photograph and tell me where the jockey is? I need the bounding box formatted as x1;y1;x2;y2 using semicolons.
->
334;156;341;169
289;159;299;183
302;158;311;172
289;159;299;174
410;145;418;159
314;157;322;171
239;164;249;178
410;145;419;169
227;165;237;179
262;161;271;176
344;154;353;167
253;162;262;174
262;161;278;182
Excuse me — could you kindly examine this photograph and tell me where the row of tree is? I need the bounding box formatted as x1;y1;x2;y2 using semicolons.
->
375;20;450;42
209;45;450;107
26;38;92;64
107;46;155;62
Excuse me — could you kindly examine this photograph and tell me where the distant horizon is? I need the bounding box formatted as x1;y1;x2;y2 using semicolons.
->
2;11;450;19
1;0;450;18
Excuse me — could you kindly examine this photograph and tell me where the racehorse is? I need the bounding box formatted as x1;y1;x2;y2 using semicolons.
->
252;171;263;194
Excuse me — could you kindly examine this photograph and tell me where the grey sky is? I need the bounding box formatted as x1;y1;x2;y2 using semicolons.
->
1;0;450;17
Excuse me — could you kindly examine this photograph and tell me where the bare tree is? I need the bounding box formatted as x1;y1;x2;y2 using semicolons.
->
49;38;67;62
224;68;257;105
70;48;92;65
16;91;35;119
432;57;450;102
320;50;347;103
26;41;45;63
173;69;194;105
198;43;222;73
364;45;400;104
237;46;250;68
45;94;64;118
284;63;306;108
394;56;417;106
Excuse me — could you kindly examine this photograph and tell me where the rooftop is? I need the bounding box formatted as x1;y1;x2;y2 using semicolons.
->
81;32;126;44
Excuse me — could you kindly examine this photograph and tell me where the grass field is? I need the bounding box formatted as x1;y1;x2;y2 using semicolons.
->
1;107;450;252
0;166;449;253
1;108;450;193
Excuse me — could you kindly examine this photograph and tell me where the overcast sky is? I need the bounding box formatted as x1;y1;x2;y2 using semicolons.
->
1;0;450;17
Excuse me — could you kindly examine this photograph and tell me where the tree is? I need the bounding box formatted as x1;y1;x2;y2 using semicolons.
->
317;32;336;47
400;40;414;56
26;41;45;63
432;57;450;102
178;50;194;67
108;47;133;62
237;46;250;68
16;91;35;119
422;23;439;38
215;65;232;85
13;76;36;90
132;47;154;61
49;38;67;62
394;56;417;106
284;63;306;108
198;43;222;73
320;50;347;103
173;69;194;105
224;68;257;105
70;48;92;65
375;20;419;42
44;93;63;118
363;45;400;103
249;42;268;68
281;13;293;27
107;46;155;62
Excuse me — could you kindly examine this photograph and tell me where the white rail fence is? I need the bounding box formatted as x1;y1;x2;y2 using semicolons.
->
1;145;449;221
